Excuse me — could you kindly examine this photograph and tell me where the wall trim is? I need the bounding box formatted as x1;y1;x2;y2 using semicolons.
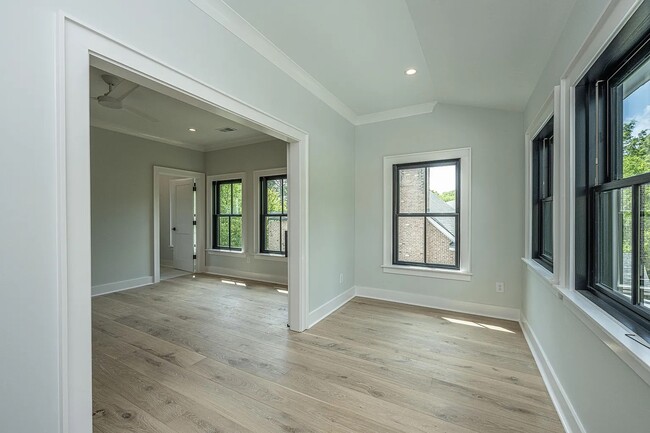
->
205;266;287;286
520;315;586;433
353;102;437;126
355;286;520;321
91;276;153;297
308;286;356;328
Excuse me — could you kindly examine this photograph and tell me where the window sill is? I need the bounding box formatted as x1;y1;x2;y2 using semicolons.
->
254;253;287;262
206;249;245;257
381;264;472;281
523;259;650;386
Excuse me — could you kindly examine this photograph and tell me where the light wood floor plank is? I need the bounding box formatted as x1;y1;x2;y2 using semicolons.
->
93;273;564;433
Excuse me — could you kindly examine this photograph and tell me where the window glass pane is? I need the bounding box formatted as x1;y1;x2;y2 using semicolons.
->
428;164;457;212
219;183;232;214
640;184;650;308
265;216;282;252
399;168;425;213
266;179;283;214
597;188;632;300
232;182;242;215
280;216;288;253
542;200;553;258
218;216;230;248
230;216;242;249
621;57;650;178
425;216;456;266
397;216;424;263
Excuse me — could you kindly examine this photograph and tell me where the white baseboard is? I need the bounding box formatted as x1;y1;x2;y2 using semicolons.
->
308;286;356;328
354;286;520;321
205;266;287;286
520;315;585;433
91;276;154;297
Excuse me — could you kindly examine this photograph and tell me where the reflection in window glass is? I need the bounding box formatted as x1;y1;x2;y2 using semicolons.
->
621;57;650;179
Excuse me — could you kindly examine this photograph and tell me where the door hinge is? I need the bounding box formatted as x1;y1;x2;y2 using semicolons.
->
193;254;197;260
193;220;197;226
193;184;197;192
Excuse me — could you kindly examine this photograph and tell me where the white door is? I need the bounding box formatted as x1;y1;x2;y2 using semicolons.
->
172;178;195;272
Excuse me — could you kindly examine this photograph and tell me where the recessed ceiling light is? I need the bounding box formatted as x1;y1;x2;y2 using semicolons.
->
405;68;417;76
188;128;196;132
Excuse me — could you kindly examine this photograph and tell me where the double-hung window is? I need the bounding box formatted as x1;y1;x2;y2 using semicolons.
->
576;10;650;340
532;118;554;271
393;159;460;269
213;179;243;251
260;175;288;255
383;148;471;280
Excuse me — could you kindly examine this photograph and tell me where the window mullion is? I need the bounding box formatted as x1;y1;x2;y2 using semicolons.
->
633;184;640;305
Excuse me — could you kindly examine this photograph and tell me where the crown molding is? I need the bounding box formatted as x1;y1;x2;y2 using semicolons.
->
188;0;357;124
202;134;281;152
353;102;437;126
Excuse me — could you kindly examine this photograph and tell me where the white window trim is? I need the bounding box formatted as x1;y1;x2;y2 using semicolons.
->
253;167;288;262
382;148;471;280
206;172;247;256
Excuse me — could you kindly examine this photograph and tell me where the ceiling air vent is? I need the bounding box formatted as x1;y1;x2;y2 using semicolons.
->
217;127;237;133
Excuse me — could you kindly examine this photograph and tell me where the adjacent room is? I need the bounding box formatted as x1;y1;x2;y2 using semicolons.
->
3;1;650;433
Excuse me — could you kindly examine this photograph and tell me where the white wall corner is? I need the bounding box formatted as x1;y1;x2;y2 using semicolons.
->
355;286;520;322
91;276;154;297
308;286;357;328
520;315;586;433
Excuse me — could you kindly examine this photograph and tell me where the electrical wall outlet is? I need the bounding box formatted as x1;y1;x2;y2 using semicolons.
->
496;282;505;293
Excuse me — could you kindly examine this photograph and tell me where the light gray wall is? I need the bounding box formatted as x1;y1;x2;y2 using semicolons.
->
0;2;355;430
522;1;650;431
204;140;288;283
355;103;524;310
90;127;204;290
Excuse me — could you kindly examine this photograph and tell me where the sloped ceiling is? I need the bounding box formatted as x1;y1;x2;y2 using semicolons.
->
219;0;576;115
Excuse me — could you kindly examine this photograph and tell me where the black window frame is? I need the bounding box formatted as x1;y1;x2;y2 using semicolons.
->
575;1;650;342
392;159;461;270
213;179;243;251
260;174;288;255
532;117;554;272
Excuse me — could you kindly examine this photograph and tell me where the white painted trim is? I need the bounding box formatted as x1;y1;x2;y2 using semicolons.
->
187;0;356;124
520;315;586;433
90;121;205;152
206;249;246;257
308;286;356;328
205;266;287;286
354;102;437;126
253;167;288;255
153;167;206;283
526;266;650;386
206;172;247;254
253;253;288;262
381;265;472;281
91;276;154;297
355;286;520;322
203;136;279;152
58;15;309;433
382;148;471;277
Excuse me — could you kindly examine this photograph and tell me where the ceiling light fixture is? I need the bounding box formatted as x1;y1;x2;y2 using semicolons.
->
188;128;196;132
405;68;417;76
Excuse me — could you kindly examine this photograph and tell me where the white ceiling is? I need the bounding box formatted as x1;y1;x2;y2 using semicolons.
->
219;0;576;115
89;67;275;152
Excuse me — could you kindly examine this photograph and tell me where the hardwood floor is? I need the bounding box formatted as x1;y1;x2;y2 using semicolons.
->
92;273;563;433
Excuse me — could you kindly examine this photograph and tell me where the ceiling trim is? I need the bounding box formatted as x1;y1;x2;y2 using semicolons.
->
202;134;279;152
354;102;437;126
91;120;206;152
188;0;357;124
